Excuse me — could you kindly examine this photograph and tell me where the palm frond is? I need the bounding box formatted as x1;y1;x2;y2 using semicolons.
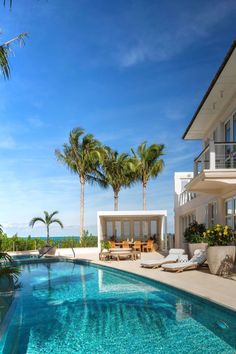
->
50;218;64;229
29;217;46;228
0;252;12;262
3;0;13;8
0;32;28;79
49;211;59;219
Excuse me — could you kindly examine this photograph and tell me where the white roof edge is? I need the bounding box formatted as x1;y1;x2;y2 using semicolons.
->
174;172;193;176
97;210;167;217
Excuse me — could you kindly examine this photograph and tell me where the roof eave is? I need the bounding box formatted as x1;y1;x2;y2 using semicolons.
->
182;40;236;140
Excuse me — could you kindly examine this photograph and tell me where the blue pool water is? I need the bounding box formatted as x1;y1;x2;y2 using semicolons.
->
0;261;235;354
12;255;39;261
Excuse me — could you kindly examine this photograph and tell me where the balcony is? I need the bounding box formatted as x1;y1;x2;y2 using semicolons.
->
178;190;197;207
187;141;236;193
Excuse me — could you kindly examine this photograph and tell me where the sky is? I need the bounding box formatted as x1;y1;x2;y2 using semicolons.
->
0;0;236;237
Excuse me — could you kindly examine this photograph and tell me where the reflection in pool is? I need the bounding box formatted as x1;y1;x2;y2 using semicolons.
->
0;261;235;354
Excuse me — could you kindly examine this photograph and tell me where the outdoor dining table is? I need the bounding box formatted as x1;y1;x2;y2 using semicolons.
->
115;242;148;249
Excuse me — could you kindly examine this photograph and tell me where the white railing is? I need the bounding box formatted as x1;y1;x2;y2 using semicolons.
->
178;190;197;206
194;141;236;176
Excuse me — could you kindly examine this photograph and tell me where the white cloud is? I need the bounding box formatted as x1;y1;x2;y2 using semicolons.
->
118;1;236;67
0;135;16;149
27;116;44;128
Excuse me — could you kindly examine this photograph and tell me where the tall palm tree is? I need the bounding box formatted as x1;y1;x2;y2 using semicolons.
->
29;211;63;244
55;128;106;238
100;148;136;210
131;142;164;210
0;224;3;234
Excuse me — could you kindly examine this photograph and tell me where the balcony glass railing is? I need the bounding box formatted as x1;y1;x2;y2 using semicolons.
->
194;141;236;176
178;190;197;206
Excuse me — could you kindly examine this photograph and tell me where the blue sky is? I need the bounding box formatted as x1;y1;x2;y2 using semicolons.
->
0;0;236;236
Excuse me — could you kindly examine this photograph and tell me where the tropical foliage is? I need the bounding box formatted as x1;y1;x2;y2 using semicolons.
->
131;142;164;209
0;252;20;290
55;127;106;238
29;211;63;244
184;221;206;243
99;148;136;210
55;127;165;233
203;224;236;246
1;234;97;250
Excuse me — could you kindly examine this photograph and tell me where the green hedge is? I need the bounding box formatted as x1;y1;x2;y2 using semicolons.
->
0;233;98;251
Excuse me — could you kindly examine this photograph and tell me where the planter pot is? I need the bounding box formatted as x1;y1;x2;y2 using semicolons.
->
207;246;236;276
39;246;57;256
188;243;208;258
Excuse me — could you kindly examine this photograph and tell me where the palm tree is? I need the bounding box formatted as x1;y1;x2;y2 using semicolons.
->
99;148;136;210
29;211;63;244
0;33;27;79
0;224;3;234
1;0;28;79
55;128;106;238
131;142;164;210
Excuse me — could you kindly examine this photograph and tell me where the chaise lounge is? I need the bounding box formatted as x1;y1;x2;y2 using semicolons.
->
162;249;207;272
140;248;185;268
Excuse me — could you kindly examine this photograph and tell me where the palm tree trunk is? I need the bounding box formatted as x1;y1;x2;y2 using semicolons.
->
46;224;49;244
114;191;119;211
143;182;147;210
80;176;85;239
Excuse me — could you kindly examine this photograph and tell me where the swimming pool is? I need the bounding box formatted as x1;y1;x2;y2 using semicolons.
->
0;261;235;353
12;254;39;261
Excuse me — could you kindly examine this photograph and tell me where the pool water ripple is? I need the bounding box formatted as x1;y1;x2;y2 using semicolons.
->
0;261;235;354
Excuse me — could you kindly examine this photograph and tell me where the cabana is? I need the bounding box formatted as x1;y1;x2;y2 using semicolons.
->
97;210;167;251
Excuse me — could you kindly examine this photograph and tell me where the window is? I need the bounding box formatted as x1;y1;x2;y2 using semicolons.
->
181;213;196;237
151;220;157;238
123;221;130;238
225;120;231;142
208;202;216;227
115;221;121;240
225;199;233;227
142;221;148;237
134;221;140;238
233;114;236;141
106;221;113;238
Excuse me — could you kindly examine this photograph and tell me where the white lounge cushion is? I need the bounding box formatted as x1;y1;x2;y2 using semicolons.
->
162;249;207;271
190;249;207;265
169;248;185;255
162;261;194;270
140;254;179;268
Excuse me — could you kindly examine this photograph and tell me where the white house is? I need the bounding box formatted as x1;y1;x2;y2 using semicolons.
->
175;40;236;248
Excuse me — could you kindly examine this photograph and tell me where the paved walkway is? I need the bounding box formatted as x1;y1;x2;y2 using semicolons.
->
76;251;236;311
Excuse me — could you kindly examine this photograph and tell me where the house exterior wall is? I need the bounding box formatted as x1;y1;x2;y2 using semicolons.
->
175;43;236;248
175;103;236;248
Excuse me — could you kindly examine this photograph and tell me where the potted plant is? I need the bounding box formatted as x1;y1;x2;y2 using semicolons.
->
29;211;64;256
99;241;111;261
184;221;208;257
203;224;236;276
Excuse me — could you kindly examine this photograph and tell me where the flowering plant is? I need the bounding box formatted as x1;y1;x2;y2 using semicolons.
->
203;224;236;246
184;221;206;243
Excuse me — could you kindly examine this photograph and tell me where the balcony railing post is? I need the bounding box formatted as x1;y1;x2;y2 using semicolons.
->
194;160;198;176
209;140;216;170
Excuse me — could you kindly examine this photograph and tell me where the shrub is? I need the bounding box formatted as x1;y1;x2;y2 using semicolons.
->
79;236;98;248
100;240;111;251
184;221;206;243
203;224;236;246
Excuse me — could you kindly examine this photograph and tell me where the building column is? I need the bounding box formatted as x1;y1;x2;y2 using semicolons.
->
217;198;225;225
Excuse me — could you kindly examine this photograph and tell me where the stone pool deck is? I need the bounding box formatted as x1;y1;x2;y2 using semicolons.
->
74;251;236;312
